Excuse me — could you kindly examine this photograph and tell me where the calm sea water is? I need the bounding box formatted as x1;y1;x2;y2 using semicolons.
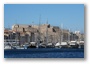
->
4;48;84;58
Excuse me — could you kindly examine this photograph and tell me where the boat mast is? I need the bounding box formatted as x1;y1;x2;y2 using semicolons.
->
32;21;34;42
8;25;10;44
79;31;81;42
54;32;56;44
68;29;70;43
46;19;48;47
37;15;41;48
59;25;61;44
8;25;12;48
72;31;74;41
15;20;18;44
61;24;63;43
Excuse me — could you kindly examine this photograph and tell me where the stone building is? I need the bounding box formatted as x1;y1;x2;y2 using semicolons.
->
12;24;39;44
4;24;71;45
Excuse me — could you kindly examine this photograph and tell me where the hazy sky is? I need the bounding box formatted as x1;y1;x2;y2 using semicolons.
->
4;4;84;33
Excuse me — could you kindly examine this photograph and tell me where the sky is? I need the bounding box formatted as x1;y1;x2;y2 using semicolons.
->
4;4;84;33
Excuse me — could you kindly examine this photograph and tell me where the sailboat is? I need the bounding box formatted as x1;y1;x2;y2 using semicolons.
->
67;29;71;48
69;31;79;48
55;26;61;48
27;21;37;48
77;32;84;49
45;19;54;48
4;26;12;49
60;24;68;48
36;16;46;48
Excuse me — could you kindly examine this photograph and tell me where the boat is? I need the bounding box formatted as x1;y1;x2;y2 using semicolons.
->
27;42;37;48
4;45;12;49
69;41;79;48
57;24;68;48
55;42;61;48
78;41;84;49
46;43;55;48
60;42;68;48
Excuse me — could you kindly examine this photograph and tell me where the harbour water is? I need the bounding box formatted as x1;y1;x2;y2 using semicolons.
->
4;48;84;58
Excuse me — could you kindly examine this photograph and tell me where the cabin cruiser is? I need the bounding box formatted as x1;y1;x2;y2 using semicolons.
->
67;41;71;48
46;42;55;48
60;42;68;48
12;46;25;49
27;42;37;48
69;41;79;48
38;43;46;48
4;45;12;49
55;42;68;48
78;41;84;48
55;42;61;48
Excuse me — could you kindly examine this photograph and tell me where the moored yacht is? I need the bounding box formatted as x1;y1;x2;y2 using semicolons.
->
69;41;79;48
78;41;84;49
4;45;12;49
27;42;37;48
60;42;68;48
55;42;61;48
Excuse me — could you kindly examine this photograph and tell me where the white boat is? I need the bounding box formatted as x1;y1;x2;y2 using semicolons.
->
27;42;37;48
69;41;78;48
70;41;77;45
30;42;36;46
60;42;68;48
78;41;84;48
4;45;11;49
55;42;61;48
46;43;54;48
55;24;68;48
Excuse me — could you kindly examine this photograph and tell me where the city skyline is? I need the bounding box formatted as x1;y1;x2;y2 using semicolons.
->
4;4;84;33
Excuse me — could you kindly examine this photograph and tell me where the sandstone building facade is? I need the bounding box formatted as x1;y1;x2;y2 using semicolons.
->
4;24;83;45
